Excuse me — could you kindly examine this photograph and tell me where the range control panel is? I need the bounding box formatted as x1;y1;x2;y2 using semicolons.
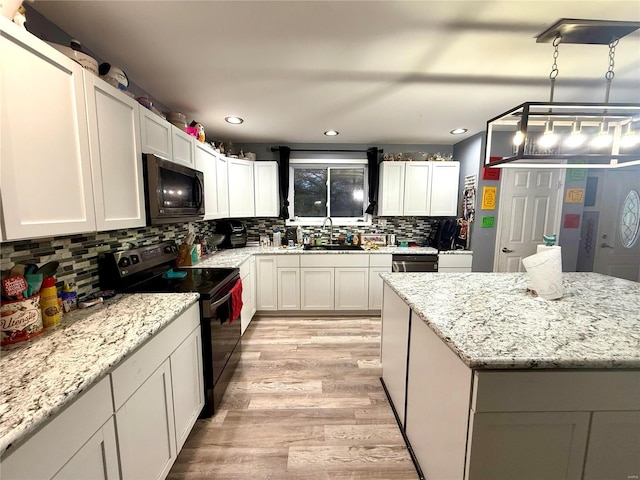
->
104;241;179;279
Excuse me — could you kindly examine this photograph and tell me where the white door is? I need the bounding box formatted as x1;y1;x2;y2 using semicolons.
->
378;162;405;216
169;327;204;452
139;106;172;159
85;73;145;231
593;169;640;281
430;162;460;216
255;256;277;310
116;360;177;480
494;169;564;272
216;155;230;218
334;268;369;310
171;125;195;167
300;268;334;310
228;158;255;217
254;162;279;217
1;25;96;240
195;143;219;220
277;268;300;310
404;162;432;216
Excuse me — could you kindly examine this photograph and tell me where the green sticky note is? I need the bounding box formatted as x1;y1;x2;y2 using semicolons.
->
482;216;495;228
568;169;587;181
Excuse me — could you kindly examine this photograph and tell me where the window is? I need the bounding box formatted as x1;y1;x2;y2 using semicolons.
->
287;160;369;225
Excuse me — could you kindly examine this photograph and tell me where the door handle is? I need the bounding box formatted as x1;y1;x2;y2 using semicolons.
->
501;247;513;253
600;243;614;249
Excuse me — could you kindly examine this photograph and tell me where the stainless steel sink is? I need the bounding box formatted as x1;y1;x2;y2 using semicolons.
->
303;244;364;251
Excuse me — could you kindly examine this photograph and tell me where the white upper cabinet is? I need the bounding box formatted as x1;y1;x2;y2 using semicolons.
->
139;106;173;159
228;158;255;217
195;142;219;220
171;125;195;168
378;162;405;216
0;19;96;240
430;162;460;216
378;161;459;217
404;162;432;216
85;73;145;231
216;155;230;218
254;161;279;217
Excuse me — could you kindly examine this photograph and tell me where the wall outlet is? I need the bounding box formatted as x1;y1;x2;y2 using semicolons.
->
378;218;387;227
188;223;195;234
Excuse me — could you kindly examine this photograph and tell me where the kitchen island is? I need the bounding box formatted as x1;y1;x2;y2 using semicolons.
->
380;272;640;480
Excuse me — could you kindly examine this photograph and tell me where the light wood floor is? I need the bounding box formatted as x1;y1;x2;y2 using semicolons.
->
168;316;419;480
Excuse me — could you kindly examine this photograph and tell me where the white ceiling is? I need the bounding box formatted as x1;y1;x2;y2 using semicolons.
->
31;0;640;146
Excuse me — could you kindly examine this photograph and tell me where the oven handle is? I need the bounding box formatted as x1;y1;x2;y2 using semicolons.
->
210;292;231;310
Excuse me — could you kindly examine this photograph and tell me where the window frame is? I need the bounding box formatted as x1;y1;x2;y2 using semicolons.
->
286;158;371;226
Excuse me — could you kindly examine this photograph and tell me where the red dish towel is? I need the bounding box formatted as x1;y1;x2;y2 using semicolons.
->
229;279;243;324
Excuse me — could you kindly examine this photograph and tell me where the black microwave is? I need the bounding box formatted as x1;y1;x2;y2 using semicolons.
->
143;154;205;225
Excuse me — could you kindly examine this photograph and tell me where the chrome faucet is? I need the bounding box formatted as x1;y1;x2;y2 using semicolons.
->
322;216;334;244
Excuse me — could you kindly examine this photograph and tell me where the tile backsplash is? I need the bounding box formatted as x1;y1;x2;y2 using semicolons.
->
1;216;439;300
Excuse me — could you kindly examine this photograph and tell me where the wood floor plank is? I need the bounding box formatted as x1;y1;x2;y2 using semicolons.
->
169;315;418;480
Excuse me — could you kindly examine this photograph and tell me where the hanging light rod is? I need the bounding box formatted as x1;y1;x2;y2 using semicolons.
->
270;147;383;153
536;19;640;45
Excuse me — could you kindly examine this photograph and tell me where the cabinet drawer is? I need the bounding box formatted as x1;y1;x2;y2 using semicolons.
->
472;370;640;412
1;376;113;480
111;302;199;410
369;254;392;268
300;254;369;268
438;254;472;269
277;255;300;268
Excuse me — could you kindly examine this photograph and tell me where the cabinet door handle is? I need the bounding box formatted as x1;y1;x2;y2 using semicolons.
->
600;243;614;249
501;247;513;253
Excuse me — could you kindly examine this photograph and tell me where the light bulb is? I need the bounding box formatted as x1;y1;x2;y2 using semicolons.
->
537;121;558;148
591;123;612;149
512;131;524;146
620;124;639;148
564;125;586;148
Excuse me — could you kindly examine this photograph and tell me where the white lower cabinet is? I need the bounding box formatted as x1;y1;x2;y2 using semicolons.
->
380;284;411;428
1;376;117;480
276;255;300;310
240;256;256;334
1;303;203;480
116;360;177;480
256;256;278;311
466;411;590;480
334;268;369;310
170;327;204;451
438;253;473;272
278;268;301;310
52;418;119;480
256;254;389;312
368;254;392;310
405;308;472;480
300;268;334;310
583;411;640;480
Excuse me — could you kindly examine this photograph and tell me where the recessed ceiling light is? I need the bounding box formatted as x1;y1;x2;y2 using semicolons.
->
450;128;467;135
324;130;339;136
225;116;244;124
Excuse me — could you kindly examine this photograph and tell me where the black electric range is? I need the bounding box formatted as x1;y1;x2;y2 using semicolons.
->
99;241;241;417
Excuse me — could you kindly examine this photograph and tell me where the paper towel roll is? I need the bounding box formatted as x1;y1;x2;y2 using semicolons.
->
522;247;563;300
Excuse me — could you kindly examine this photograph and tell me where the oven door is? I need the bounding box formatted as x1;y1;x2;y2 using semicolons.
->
199;280;242;417
143;154;205;224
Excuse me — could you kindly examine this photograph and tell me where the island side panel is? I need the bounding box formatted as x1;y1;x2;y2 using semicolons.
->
380;283;411;428
405;312;473;480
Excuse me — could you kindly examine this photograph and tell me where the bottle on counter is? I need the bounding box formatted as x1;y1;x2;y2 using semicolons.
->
40;277;61;328
273;229;282;247
60;283;78;313
296;225;303;245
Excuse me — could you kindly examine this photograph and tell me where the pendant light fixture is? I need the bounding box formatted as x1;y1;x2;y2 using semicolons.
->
485;19;640;169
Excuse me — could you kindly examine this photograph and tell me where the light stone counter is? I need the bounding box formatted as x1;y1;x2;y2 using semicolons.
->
192;245;440;269
0;292;199;455
381;272;640;369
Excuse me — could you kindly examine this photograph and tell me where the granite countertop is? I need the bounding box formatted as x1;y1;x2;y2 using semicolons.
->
0;292;199;456
192;245;442;269
381;272;640;370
